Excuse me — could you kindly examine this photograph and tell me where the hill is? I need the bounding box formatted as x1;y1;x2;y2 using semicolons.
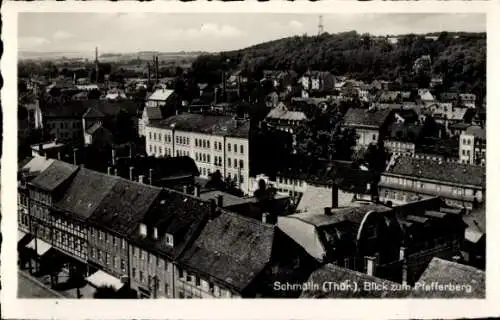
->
190;31;486;101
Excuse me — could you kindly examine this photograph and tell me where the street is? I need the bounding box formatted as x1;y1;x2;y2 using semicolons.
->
17;270;63;298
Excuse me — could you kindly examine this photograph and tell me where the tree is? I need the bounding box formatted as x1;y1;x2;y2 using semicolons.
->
206;170;224;189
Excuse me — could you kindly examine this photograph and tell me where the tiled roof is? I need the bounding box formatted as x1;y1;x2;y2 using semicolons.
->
386;156;485;187
29;160;79;191
54;168;118;220
179;211;275;293
411;258;485;298
289;204;391;227
149;114;250;139
266;107;307;122
88;179;162;236
464;125;486;140
343;107;393;129
132;190;210;260
144;107;163;120
19;156;54;174
44;100;138;119
148;88;174;101
300;264;410;298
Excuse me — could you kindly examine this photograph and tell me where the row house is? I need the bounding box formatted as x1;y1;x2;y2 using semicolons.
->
178;210;275;298
379;156;485;210
145;113;251;195
22;160;80;272
127;190;210;298
342;107;394;150
459;125;486;166
85;178;162;291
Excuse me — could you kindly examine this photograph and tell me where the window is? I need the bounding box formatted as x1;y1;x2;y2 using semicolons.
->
240;175;244;184
149;132;152;140
240;145;244;154
91;247;96;258
121;259;126;272
195;276;201;286
187;138;190;145
203;140;206;148
139;271;144;283
228;144;231;152
195;139;198;147
132;268;136;279
207;155;211;163
228;158;232;168
106;253;110;265
153;133;157;141
462;150;466;156
164;134;168;142
121;239;126;250
139;223;147;237
233;144;237;152
372;134;377;141
165;233;174;247
207;141;210;148
164;283;169;294
97;250;102;261
234;159;237;168
141;250;145;261
112;236;116;246
239;160;244;170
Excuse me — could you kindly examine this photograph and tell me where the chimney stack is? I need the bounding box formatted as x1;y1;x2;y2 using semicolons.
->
324;207;332;216
57;152;61;160
331;184;339;209
149;168;154;185
216;194;224;208
365;256;376;276
138;175;145;184
155;56;159;84
114;168;118;176
111;148;116;166
107;167;112;175
129;166;134;181
194;184;201;197
73;148;78;165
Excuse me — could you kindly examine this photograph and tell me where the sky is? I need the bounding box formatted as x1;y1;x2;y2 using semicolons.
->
18;13;486;54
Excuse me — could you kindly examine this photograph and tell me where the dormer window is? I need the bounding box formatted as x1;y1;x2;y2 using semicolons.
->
139;223;147;237
165;233;174;247
153;227;158;240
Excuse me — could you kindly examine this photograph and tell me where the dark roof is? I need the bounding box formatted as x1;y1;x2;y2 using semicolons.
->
179;211;275;293
386;122;422;143
113;156;199;181
386;156;485;187
88;179;162;236
291;204;391;227
343;107;392;129
144;107;163;120
149;113;250;138
82;107;106;119
29;160;79;191
54;168;118;220
300;264;410;298
465;125;486;140
45;100;138;119
411;258;485;298
131;190;210;260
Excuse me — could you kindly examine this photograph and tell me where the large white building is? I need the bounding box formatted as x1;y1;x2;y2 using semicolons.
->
145;114;251;195
459;125;486;166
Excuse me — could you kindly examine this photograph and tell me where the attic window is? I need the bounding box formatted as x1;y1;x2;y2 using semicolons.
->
165;233;174;247
139;223;147;237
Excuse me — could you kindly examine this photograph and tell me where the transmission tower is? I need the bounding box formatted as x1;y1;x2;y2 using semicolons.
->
318;15;324;36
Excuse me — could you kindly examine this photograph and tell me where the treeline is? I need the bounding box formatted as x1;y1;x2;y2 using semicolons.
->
190;31;486;100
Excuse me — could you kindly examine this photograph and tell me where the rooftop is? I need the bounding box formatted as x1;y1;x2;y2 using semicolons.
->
149;113;250;139
179;211;275;293
148;88;174;101
300;264;410;298
411;258;485;298
386;156;485;187
29;160;79;192
343;107;393;129
464;125;486;140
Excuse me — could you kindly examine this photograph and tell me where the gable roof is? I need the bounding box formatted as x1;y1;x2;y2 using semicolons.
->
83;107;106;119
179;211;275;293
296;186;358;214
386;156;485;187
85;122;103;135
54;168;118;220
411;258;485;298
148;88;174;101
131;190;210;260
149;114;250;139
29;160;79;191
19;156;54;175
464;125;486;140
88;179;162;236
44;100;138;119
343;107;392;129
144;107;163;121
266;106;307;122
300;264;410;298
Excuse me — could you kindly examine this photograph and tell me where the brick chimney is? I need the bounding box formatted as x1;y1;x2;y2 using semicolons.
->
149;168;154;185
129;166;134;181
262;212;270;224
324;207;332;216
331;184;339;208
194;184;201;197
73;148;78;165
217;194;224;207
365;256;376;276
